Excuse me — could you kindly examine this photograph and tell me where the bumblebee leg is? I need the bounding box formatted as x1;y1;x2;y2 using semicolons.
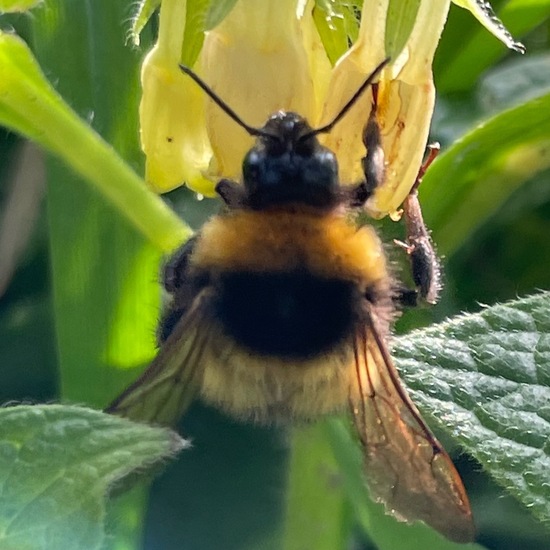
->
392;284;420;307
348;83;385;207
159;235;204;343
398;144;442;305
216;178;246;208
349;85;442;306
162;235;199;293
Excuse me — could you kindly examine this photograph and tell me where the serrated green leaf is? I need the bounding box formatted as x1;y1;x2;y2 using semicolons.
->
421;92;550;256
130;0;160;45
0;405;185;550
453;0;525;53
437;1;550;93
393;292;550;527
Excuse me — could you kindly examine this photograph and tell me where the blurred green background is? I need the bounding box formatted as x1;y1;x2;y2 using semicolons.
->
1;1;550;549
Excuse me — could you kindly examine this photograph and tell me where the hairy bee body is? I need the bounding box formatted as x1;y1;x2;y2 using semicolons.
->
161;208;393;422
107;63;475;541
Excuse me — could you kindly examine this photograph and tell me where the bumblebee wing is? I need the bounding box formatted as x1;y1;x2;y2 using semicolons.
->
106;290;215;426
349;313;475;542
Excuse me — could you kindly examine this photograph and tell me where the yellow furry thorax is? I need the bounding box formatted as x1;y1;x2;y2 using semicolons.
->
191;207;389;288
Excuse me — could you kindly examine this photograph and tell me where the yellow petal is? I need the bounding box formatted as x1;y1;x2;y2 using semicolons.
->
140;0;214;195
299;0;332;125
318;0;388;201
320;0;450;218
200;0;328;180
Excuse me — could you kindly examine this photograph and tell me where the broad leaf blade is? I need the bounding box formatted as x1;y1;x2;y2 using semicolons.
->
393;292;550;526
0;405;185;550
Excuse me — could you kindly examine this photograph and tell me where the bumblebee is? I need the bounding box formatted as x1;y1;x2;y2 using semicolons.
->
107;60;474;542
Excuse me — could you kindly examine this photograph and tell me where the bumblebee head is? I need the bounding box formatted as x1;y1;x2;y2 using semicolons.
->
179;59;389;209
242;111;339;209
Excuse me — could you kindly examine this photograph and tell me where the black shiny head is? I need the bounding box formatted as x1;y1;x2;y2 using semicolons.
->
179;59;390;210
242;111;339;209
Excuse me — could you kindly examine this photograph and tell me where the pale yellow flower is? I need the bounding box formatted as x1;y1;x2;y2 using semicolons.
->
320;0;450;218
139;0;213;194
140;0;522;218
200;0;330;180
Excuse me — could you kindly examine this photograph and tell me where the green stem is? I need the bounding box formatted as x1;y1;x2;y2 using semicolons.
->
0;31;191;253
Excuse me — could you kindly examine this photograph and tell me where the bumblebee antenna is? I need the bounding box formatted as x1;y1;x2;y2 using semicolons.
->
179;64;276;139
180;58;390;142
300;57;391;140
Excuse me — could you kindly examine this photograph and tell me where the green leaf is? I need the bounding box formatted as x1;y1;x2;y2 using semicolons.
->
0;30;190;253
0;0;40;12
437;1;550;93
477;52;550;114
452;0;525;53
421;91;550;256
385;0;421;59
130;0;161;45
393;292;550;526
0;405;185;550
313;1;349;66
205;0;239;29
182;0;211;66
